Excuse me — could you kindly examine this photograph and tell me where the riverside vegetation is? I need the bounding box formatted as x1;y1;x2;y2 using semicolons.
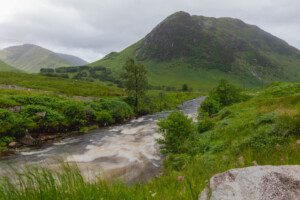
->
0;67;198;153
0;80;298;199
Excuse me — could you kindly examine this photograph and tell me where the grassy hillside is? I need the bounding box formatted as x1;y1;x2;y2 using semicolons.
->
0;59;15;72
91;12;300;90
0;82;299;199
0;72;122;97
0;44;87;73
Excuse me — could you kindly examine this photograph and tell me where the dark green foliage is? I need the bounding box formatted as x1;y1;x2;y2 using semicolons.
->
199;97;220;117
96;111;114;126
181;84;189;92
21;105;66;132
91;99;133;123
200;80;244;117
158;111;194;154
121;59;148;113
210;79;242;106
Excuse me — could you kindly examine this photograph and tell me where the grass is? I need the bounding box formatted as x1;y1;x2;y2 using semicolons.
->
0;72;123;97
0;82;299;199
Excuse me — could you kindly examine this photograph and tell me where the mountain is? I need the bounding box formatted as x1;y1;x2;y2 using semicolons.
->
0;44;88;73
56;53;88;66
0;59;16;71
91;11;300;90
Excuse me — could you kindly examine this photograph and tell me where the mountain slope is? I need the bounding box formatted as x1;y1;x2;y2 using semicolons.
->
56;53;88;66
0;44;88;73
0;59;16;71
91;11;300;90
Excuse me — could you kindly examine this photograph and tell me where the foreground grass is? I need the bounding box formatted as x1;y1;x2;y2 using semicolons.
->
0;82;298;199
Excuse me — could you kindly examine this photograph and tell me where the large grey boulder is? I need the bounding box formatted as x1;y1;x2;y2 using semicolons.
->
199;166;300;200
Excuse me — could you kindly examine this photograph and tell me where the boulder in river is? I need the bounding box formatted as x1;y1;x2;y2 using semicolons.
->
199;165;300;200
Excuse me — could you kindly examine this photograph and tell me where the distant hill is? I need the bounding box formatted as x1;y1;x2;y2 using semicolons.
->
91;11;300;90
0;44;88;73
0;59;16;71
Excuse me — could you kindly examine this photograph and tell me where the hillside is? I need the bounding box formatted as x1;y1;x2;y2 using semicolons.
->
0;82;299;199
0;44;88;73
0;59;15;71
91;11;300;90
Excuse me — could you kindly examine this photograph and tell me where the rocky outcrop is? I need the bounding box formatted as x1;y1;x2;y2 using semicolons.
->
199;166;300;200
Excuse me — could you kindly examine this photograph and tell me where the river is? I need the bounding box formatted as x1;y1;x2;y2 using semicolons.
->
0;97;205;183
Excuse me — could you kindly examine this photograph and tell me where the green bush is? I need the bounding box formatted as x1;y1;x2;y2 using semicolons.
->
211;79;243;106
21;105;66;132
96;111;114;126
0;109;33;137
63;102;94;128
199;97;220;117
158;111;194;154
91;99;133;123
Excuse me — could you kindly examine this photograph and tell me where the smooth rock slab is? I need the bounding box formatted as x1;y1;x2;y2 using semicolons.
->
199;166;300;200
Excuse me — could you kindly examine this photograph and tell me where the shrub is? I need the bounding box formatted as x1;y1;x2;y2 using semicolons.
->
157;111;194;154
96;111;114;126
63;102;94;128
21;105;66;132
91;99;133;123
0;109;33;137
199;97;220;117
211;79;242;107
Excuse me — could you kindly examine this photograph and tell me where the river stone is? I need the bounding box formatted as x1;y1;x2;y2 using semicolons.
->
199;166;300;200
19;134;36;146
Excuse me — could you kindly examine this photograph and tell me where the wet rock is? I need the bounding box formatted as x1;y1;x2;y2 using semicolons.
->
8;141;21;148
39;135;58;141
19;134;36;146
199;166;300;200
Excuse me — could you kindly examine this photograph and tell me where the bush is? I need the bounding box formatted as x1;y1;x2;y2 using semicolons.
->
91;99;133;123
211;79;242;106
63;102;94;128
199;97;220;117
21;105;66;132
96;111;114;126
157;111;194;154
0;109;33;137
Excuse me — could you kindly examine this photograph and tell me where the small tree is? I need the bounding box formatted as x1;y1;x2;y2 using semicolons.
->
157;111;194;154
182;84;189;92
211;79;241;106
121;59;148;113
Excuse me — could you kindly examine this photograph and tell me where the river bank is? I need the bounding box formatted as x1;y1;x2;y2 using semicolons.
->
0;97;205;183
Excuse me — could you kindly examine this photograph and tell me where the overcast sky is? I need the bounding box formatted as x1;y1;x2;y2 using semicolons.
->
0;0;299;62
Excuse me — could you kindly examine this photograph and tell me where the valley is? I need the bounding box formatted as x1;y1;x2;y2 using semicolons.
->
0;8;299;200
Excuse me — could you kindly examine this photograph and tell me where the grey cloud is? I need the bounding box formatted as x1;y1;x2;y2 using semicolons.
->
0;0;299;62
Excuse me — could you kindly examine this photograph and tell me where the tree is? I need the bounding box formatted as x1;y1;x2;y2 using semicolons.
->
182;84;188;92
121;59;148;113
157;111;194;154
211;79;241;106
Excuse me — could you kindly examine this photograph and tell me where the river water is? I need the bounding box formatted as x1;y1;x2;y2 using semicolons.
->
0;97;205;183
